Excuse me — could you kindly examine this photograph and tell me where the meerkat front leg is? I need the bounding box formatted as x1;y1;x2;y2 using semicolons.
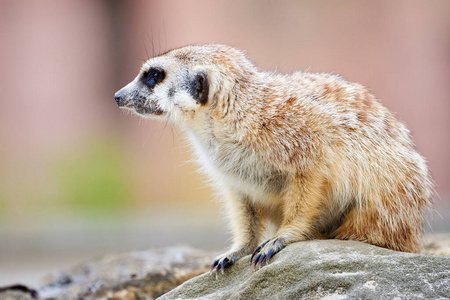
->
251;174;325;269
211;190;264;275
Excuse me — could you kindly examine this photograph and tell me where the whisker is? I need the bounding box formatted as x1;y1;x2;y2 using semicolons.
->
160;118;170;141
150;27;155;57
143;42;150;61
157;28;161;56
163;19;168;53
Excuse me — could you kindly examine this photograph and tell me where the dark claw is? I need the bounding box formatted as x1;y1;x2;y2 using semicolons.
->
250;246;262;263
266;248;275;263
210;259;219;274
252;254;260;268
257;253;266;269
253;253;264;269
211;257;233;278
250;238;287;270
220;257;229;274
250;240;268;263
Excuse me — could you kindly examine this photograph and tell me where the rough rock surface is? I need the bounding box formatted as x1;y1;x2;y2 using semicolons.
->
2;236;450;299
0;285;37;300
38;246;216;300
159;240;450;300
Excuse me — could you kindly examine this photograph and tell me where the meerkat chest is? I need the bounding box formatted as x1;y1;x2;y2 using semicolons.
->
189;132;287;200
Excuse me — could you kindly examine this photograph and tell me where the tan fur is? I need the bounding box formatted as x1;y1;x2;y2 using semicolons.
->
115;44;433;270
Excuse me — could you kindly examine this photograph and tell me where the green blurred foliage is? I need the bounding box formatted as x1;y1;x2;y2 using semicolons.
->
0;191;6;225
55;136;133;216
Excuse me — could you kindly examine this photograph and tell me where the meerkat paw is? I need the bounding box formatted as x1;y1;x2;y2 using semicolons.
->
210;246;253;277
250;237;286;269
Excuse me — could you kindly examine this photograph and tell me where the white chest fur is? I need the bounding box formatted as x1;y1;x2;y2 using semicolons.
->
187;130;288;203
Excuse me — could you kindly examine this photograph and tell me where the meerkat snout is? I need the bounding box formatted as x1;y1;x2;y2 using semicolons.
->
114;81;137;107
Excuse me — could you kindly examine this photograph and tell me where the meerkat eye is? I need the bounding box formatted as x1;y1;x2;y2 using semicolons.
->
144;68;165;89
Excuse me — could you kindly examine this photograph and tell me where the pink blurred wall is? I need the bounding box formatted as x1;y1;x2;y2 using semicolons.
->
122;0;450;200
0;0;449;216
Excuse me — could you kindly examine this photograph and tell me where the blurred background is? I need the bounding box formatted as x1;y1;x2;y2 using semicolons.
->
1;0;449;287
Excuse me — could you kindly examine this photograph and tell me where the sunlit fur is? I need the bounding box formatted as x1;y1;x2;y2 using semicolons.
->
116;44;433;268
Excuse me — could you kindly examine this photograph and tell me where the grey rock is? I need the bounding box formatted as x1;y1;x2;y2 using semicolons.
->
38;246;216;300
159;240;450;300
0;291;35;300
0;285;37;300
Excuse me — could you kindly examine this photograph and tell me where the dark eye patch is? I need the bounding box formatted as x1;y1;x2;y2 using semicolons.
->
143;68;165;89
190;72;209;105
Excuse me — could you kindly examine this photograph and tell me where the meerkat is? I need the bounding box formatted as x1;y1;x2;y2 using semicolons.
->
114;44;433;274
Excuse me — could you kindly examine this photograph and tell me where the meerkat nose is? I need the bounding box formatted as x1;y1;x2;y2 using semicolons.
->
114;94;121;106
114;91;124;106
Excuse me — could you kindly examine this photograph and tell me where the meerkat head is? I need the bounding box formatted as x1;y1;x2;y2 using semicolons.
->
114;48;210;125
114;44;257;126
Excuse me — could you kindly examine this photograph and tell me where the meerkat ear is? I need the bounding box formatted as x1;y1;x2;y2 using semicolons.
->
190;72;209;105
